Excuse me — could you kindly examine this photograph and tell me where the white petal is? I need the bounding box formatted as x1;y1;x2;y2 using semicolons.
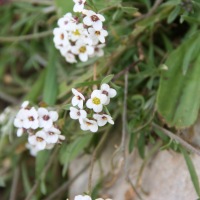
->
14;118;23;128
89;123;98;132
46;134;59;144
109;88;117;98
93;20;102;31
21;101;29;108
97;119;107;127
30;120;39;130
100;94;108;104
72;96;79;106
99;35;105;43
107;117;114;125
38;107;48;116
79;53;88;62
93;104;103;113
101;83;110;91
86;99;93;109
91;90;101;98
80;123;89;131
97;14;105;21
77;100;83;109
83;16;93;26
104;97;110;105
37;141;46;150
80;110;87;118
28;135;36;145
17;128;23;137
42;120;53;129
70;110;79;120
49;111;58;121
86;46;94;55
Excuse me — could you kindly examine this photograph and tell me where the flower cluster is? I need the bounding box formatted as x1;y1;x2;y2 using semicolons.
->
14;101;65;156
53;0;108;63
69;83;116;133
68;195;112;200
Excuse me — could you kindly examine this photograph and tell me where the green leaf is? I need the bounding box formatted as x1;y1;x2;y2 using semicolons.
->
167;6;180;24
59;134;93;176
157;32;200;128
75;80;101;87
24;70;46;102
181;147;200;197
43;46;58;106
101;74;114;84
121;6;138;15
36;150;50;179
129;131;137;153
55;0;74;16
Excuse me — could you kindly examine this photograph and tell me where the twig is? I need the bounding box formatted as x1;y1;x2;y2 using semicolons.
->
112;60;141;81
120;72;128;168
0;91;18;104
152;123;200;156
0;30;52;43
43;162;91;200
24;148;59;200
128;0;164;25
9;167;20;200
127;175;144;200
87;130;110;194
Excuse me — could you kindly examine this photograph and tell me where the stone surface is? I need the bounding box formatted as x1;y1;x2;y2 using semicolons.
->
69;138;200;200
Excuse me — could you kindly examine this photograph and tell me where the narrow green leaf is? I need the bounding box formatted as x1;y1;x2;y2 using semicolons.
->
129;132;137;153
167;6;180;24
59;134;93;176
181;147;200;197
121;6;138;15
24;70;46;102
43;46;58;106
40;180;47;195
157;32;200;128
101;74;114;84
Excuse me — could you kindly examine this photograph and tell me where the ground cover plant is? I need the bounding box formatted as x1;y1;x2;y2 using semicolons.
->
1;0;200;199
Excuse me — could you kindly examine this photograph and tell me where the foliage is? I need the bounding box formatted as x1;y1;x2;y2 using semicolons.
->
1;0;200;199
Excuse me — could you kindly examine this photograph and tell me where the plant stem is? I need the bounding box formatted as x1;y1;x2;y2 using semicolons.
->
152;123;200;156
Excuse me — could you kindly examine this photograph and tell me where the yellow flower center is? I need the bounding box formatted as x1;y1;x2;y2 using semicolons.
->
73;29;80;36
92;97;101;105
79;46;86;53
95;31;100;35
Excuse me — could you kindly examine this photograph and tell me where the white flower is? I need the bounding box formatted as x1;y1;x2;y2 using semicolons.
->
64;52;77;63
88;27;108;43
38;107;58;129
96;199;112;200
100;84;117;105
83;10;105;31
71;40;94;62
93;114;114;126
53;27;70;47
14;109;28;128
86;90;107;113
80;118;98;132
73;0;86;13
45;127;61;144
22;107;39;129
71;88;85;109
69;107;87;123
74;195;92;200
28;130;47;150
26;143;39;156
91;44;105;57
70;23;88;42
58;13;78;31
